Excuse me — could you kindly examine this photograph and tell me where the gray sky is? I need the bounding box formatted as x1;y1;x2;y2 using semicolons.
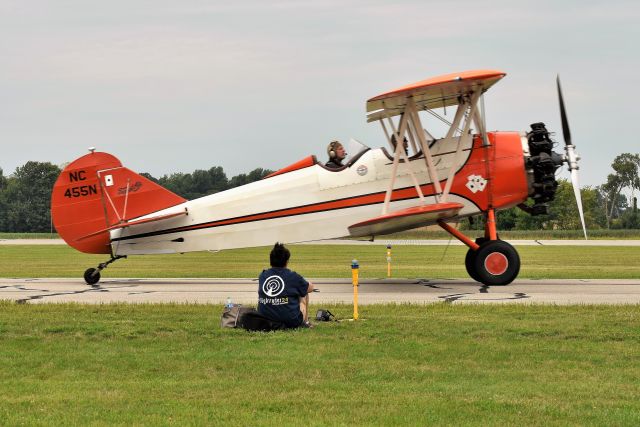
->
1;0;638;188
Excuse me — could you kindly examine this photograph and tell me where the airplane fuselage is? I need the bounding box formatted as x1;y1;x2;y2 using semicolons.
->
109;132;530;255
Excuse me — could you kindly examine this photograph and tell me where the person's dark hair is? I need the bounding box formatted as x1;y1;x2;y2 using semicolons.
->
270;242;290;268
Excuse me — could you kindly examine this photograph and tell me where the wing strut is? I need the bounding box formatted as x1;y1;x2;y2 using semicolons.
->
381;102;426;214
378;90;485;214
440;90;482;202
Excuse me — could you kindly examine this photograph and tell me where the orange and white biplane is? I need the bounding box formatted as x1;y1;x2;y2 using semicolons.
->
51;70;585;286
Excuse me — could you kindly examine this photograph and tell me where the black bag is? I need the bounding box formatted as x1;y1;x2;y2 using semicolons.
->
221;305;256;328
315;309;336;322
241;311;286;332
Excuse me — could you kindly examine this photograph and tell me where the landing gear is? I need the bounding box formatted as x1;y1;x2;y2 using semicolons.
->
83;255;126;286
84;268;101;285
464;238;487;283
466;240;520;286
440;208;519;286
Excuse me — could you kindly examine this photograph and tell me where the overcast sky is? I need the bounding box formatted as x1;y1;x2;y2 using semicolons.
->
1;0;638;187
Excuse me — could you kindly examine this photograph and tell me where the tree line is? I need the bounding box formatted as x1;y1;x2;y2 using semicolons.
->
470;153;640;231
0;163;272;233
0;153;638;233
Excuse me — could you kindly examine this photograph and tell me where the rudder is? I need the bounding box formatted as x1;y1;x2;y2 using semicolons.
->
51;151;186;254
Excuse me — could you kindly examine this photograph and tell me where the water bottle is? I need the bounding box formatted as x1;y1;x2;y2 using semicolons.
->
225;297;233;309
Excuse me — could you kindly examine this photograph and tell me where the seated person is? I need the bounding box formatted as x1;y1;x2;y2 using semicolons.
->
325;140;347;169
391;134;409;155
258;243;314;328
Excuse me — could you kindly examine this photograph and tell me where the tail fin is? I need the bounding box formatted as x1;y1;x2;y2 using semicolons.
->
51;151;186;254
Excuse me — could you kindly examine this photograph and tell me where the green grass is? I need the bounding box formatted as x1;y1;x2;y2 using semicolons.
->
0;232;59;239
386;228;640;239
1;244;640;279
2;229;640;240
0;302;639;425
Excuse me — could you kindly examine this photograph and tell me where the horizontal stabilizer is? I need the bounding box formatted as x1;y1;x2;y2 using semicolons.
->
76;208;188;241
348;203;463;237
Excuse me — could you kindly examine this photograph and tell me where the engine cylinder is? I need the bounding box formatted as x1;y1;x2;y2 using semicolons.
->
524;122;563;215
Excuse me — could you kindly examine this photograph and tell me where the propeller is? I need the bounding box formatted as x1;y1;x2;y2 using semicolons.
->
557;76;588;240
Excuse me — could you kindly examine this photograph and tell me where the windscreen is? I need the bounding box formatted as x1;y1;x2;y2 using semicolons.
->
344;138;369;163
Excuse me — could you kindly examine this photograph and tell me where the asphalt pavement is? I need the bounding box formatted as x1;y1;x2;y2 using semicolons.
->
2;277;640;305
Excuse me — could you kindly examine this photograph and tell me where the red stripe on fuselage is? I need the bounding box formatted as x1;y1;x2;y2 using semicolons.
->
112;132;529;243
111;183;453;242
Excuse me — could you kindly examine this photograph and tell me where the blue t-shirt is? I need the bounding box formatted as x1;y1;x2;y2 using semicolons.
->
258;267;309;328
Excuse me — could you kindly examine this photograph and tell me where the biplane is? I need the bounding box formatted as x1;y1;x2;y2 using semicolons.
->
51;69;586;286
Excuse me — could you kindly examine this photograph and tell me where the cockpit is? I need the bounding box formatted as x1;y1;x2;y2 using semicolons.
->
318;138;371;171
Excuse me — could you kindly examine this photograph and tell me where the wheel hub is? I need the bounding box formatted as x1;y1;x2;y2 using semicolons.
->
484;252;508;276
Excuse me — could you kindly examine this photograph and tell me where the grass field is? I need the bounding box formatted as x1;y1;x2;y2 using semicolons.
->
1;244;639;279
388;228;640;240
0;303;639;425
3;229;640;240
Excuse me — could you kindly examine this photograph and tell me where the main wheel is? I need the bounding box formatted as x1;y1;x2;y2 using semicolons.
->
465;249;481;282
84;268;101;285
472;240;520;286
464;238;489;282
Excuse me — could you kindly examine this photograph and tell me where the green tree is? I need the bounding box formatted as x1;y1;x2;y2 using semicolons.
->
0;168;7;230
620;197;640;228
228;168;273;188
157;167;229;200
1;162;61;232
496;208;517;230
547;180;603;230
600;153;640;228
0;167;6;191
139;172;158;183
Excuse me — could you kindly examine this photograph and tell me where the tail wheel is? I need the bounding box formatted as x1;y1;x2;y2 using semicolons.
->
472;240;520;286
84;268;101;285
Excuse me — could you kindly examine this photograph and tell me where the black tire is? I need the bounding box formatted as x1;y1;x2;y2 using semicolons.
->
84;268;101;285
464;237;490;282
472;240;520;286
465;248;481;282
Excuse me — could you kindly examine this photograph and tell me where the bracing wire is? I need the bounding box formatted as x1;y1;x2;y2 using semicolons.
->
440;221;459;262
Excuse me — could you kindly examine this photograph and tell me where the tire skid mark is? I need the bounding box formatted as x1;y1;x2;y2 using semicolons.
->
12;283;145;304
439;291;529;303
1;285;50;292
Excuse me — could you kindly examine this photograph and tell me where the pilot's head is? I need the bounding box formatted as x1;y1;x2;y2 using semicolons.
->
391;134;409;154
327;141;347;162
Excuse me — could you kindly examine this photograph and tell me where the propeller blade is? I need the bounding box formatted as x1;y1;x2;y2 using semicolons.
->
557;75;572;146
570;168;588;240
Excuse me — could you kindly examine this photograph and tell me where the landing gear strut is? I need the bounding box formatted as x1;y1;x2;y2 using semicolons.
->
440;209;521;287
84;255;126;286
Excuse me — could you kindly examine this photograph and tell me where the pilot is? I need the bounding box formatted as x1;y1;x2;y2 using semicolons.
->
391;134;409;155
325;140;347;169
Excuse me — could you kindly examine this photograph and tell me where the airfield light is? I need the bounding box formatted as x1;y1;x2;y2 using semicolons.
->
351;259;359;320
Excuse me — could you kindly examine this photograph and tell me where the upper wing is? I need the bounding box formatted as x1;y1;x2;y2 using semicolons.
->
366;69;506;122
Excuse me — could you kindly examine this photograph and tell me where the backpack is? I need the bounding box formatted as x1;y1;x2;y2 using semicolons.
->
220;305;256;328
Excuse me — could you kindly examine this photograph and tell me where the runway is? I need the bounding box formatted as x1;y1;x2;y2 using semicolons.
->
2;277;640;305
